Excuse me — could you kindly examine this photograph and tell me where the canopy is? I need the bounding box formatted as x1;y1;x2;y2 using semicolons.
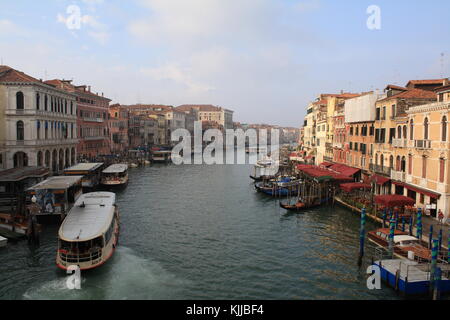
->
392;181;441;199
320;162;334;168
371;174;390;185
296;165;353;182
340;183;372;193
329;164;361;177
374;195;415;207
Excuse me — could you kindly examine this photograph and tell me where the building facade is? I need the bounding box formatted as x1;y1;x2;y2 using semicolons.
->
45;80;111;160
0;66;78;174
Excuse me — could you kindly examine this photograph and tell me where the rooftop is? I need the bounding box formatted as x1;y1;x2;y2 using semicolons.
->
0;167;49;182
59;192;116;242
28;176;82;190
64;163;104;172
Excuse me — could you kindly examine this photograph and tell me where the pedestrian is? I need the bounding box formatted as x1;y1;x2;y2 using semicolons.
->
438;209;445;225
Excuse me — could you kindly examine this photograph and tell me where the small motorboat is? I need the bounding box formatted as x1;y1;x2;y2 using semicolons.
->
129;163;138;168
279;199;321;212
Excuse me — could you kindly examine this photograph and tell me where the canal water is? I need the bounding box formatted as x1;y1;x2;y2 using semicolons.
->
0;163;401;300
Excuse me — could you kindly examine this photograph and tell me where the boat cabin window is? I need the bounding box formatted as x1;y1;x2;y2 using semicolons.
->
397;240;419;247
59;237;104;254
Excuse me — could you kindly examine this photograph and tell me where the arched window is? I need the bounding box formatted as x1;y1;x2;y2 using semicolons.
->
380;155;384;168
422;156;427;179
408;154;413;175
440;158;445;183
401;157;406;172
424;118;429;140
389;155;394;169
36;93;40;110
396;156;401;171
37;120;40;140
403;126;407;140
37;151;43;167
442;116;447;142
410;119;414;141
16;92;24;109
16;121;24;141
397;126;402;139
44;95;48;111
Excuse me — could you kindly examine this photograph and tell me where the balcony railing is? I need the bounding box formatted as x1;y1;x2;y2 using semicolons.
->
414;140;432;150
83;117;104;123
391;170;406;182
370;164;391;176
5;138;78;146
392;139;408;148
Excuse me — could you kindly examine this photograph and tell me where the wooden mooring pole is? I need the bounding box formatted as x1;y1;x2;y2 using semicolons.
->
358;208;367;267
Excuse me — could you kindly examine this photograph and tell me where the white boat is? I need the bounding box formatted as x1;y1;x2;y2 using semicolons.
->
56;192;120;271
101;164;129;187
0;235;7;248
129;163;138;168
64;163;104;189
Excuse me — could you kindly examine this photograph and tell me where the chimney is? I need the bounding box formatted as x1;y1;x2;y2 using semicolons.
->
444;78;449;86
88;86;91;92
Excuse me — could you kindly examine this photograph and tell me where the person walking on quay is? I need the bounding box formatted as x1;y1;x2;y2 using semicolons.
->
438;209;445;225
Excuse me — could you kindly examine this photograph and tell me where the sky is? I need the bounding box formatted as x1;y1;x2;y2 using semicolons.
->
0;0;449;127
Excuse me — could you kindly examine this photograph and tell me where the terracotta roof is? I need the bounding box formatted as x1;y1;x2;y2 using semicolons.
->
0;65;42;84
406;79;447;86
378;88;436;102
385;84;408;91
435;85;450;93
46;79;111;101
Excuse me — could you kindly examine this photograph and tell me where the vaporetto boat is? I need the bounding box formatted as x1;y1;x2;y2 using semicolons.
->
101;164;129;187
56;192;120;271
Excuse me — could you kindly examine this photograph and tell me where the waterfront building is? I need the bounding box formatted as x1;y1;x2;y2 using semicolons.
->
401;83;450;219
302;102;318;163
344;92;378;182
0;66;78;174
176;104;234;130
373;84;437;195
108;104;129;155
45;80;111;160
315;100;328;164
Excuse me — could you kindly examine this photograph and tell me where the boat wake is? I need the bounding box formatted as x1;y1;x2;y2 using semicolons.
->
23;247;190;300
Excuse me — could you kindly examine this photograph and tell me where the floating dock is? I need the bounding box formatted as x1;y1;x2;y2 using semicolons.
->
373;259;450;296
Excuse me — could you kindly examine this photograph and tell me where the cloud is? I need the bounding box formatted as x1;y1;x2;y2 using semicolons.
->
141;63;215;94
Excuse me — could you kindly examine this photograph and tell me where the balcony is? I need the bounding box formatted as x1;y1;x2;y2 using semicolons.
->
332;143;343;149
391;170;406;182
414;140;432;150
392;139;407;148
5;138;78;147
5;109;77;120
370;164;391;176
83;117;104;123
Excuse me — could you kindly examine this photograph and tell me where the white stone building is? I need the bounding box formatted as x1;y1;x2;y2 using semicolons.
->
0;66;78;174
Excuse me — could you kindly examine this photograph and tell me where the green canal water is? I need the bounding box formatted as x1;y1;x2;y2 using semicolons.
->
0;163;402;300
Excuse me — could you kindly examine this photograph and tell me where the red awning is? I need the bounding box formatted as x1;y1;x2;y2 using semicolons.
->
371;175;390;185
340;183;372;193
392;181;441;199
320;162;334;167
297;165;353;182
329;164;361;177
374;195;416;207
